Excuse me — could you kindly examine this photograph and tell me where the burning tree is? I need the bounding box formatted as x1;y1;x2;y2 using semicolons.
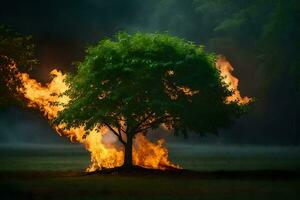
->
0;26;37;109
53;32;250;169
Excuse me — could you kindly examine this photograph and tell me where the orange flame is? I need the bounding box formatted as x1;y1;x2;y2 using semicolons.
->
133;133;178;169
216;56;251;104
16;68;179;171
11;55;248;172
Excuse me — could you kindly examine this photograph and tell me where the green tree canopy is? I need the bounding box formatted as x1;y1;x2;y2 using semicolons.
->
55;32;247;167
0;26;37;109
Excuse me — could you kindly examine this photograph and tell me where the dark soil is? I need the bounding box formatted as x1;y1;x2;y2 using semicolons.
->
85;166;300;180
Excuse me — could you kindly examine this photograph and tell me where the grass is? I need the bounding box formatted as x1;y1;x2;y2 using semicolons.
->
168;144;300;171
0;144;300;200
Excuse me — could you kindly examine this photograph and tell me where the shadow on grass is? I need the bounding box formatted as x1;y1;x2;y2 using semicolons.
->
1;167;300;200
2;166;299;180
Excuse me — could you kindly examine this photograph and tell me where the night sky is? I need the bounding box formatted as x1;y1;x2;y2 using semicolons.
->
0;0;298;145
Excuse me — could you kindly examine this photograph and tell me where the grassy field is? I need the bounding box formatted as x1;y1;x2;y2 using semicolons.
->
0;144;300;200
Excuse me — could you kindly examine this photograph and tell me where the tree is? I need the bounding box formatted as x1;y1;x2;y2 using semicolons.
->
0;25;37;109
54;32;246;168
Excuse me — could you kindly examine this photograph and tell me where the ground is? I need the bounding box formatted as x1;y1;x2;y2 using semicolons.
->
0;144;300;200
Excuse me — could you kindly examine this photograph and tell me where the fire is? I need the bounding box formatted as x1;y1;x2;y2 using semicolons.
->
17;69;69;120
133;133;178;169
11;55;248;172
216;56;251;104
16;67;179;171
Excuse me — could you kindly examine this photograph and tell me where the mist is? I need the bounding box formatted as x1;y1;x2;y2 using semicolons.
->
0;0;299;145
0;107;69;145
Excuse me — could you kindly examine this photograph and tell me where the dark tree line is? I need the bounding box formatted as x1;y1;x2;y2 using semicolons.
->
144;0;299;143
0;26;37;110
0;0;299;144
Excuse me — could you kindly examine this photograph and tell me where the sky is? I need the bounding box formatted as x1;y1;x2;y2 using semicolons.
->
0;0;298;145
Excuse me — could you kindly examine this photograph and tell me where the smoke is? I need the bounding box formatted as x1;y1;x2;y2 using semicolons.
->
0;107;68;145
0;0;298;145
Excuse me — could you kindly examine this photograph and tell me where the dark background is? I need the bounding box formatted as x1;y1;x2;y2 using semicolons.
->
0;0;299;145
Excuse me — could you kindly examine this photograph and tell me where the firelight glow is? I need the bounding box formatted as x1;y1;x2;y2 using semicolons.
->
13;56;249;172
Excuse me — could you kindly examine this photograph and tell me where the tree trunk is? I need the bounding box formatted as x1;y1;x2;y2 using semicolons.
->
123;133;133;168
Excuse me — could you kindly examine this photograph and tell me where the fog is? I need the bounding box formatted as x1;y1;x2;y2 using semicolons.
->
0;0;299;145
0;107;69;145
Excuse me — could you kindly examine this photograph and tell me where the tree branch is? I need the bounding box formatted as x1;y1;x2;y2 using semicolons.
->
135;126;151;134
104;122;126;145
117;124;126;144
133;111;154;132
135;115;173;133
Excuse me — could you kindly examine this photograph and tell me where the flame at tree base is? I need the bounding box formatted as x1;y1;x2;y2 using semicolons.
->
15;67;180;171
11;56;249;172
